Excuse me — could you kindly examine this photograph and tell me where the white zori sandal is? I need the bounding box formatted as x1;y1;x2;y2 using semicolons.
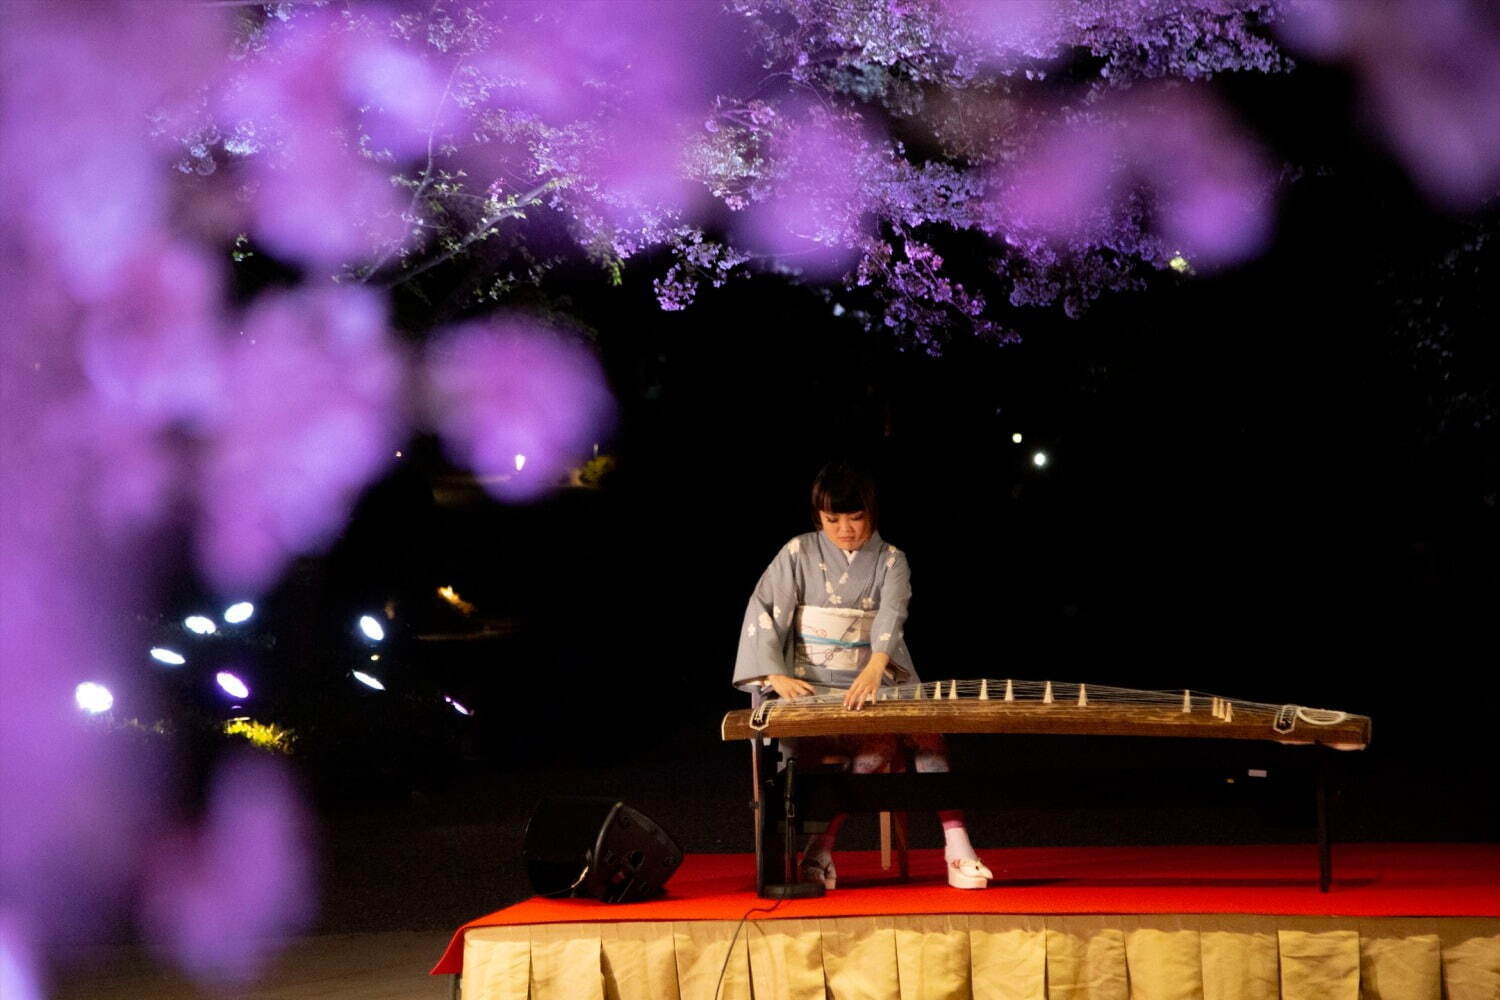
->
799;856;837;890
947;857;994;890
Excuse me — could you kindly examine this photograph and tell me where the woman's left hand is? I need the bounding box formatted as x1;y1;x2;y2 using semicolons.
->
843;660;887;710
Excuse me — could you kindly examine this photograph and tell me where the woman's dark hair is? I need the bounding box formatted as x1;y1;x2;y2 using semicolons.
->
810;461;879;529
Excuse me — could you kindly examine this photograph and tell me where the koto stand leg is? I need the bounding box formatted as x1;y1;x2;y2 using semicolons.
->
750;739;766;896
1316;751;1332;892
895;812;910;881
782;756;797;886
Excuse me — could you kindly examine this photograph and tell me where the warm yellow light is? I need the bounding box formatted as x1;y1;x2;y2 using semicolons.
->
437;585;476;615
223;718;296;754
1011;432;1023;444
1169;254;1191;273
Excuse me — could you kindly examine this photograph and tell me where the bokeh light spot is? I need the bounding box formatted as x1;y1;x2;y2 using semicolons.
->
184;615;217;635
74;682;114;715
150;647;187;666
357;615;385;642
215;672;250;699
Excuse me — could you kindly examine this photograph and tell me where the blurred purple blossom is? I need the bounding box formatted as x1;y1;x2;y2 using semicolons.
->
142;755;316;987
425;320;616;503
78;243;224;431
1000;87;1276;270
734;109;883;278
452;2;747;251
1280;0;1500;208
945;0;1072;63
0;431;160;960
223;10;443;268
0;915;42;1000
195;288;407;595
3;242;166;974
0;3;224;298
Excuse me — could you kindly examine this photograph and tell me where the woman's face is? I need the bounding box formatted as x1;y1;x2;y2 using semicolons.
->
819;509;872;552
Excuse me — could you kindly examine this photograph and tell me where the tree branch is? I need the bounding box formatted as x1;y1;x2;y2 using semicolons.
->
381;179;558;291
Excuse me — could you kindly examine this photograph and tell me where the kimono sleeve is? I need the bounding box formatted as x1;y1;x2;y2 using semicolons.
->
871;545;911;664
731;540;801;691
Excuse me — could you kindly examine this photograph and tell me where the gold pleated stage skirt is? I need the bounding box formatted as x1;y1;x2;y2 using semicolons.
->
456;914;1499;1000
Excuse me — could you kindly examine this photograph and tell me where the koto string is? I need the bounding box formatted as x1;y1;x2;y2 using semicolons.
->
753;679;1351;728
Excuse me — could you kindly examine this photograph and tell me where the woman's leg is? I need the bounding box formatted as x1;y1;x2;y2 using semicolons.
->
909;734;992;887
800;735;898;885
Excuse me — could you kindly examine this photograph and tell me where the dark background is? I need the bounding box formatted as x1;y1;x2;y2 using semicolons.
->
148;63;1498;935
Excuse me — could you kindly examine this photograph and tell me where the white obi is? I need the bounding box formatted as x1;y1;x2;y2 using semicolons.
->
792;605;875;682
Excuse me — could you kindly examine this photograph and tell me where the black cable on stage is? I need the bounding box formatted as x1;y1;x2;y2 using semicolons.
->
712;895;788;1000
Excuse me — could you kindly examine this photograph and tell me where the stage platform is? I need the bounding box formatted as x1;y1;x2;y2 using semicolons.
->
435;843;1500;999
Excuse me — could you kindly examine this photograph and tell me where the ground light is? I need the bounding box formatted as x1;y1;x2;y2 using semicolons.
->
184;615;217;635
1012;432;1023;444
1032;451;1049;468
74;682;113;714
352;671;386;691
150;647;186;666
215;672;250;699
444;695;473;716
224;601;254;624
358;615;386;642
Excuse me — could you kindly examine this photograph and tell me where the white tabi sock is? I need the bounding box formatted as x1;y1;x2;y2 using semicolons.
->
943;826;978;863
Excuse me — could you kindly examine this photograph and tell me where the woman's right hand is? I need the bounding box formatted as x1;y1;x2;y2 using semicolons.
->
766;674;815;700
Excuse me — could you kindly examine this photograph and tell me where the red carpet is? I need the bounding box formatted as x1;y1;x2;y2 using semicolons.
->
433;842;1500;975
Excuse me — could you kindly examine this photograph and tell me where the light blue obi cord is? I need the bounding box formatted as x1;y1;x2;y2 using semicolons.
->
798;634;870;648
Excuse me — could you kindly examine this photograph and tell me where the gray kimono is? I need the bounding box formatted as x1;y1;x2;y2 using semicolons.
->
732;530;919;693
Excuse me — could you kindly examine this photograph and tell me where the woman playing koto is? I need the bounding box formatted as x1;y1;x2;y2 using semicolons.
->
732;462;993;890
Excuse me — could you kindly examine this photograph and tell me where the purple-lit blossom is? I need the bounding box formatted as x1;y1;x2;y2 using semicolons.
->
142;756;315;986
442;1;747;264
197;1;1316;341
425;319;615;503
195;288;407;595
653;234;752;311
857;234;1018;352
1280;0;1500;208
948;0;1289;79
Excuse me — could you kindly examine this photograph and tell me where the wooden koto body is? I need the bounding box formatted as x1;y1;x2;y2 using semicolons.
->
721;680;1371;749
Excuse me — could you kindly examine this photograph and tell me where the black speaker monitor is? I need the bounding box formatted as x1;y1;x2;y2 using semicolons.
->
523;797;682;903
